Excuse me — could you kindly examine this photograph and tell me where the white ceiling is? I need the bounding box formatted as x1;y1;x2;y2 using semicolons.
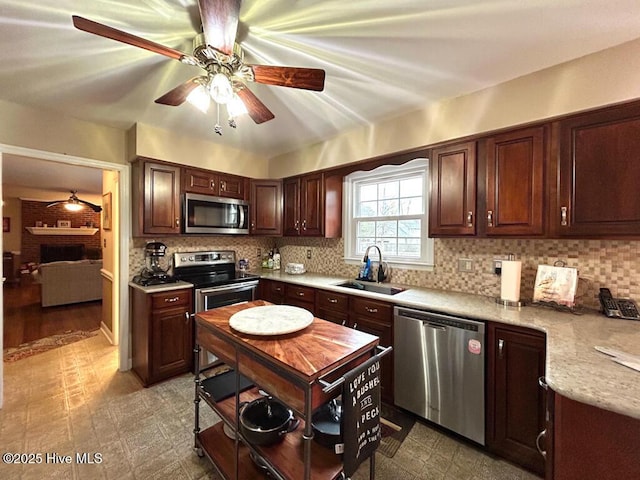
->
2;0;640;194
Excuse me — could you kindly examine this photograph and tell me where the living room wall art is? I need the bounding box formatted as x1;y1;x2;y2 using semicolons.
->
102;192;112;230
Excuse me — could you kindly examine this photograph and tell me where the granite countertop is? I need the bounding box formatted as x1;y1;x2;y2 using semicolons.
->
258;270;640;421
128;280;194;293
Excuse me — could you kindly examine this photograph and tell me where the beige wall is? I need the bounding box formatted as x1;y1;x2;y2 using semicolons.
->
130;123;270;178
0;99;126;166
270;36;640;178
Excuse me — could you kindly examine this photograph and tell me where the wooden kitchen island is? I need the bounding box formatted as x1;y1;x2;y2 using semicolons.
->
194;300;381;480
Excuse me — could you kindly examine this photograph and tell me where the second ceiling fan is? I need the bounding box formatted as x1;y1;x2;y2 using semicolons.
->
72;0;325;128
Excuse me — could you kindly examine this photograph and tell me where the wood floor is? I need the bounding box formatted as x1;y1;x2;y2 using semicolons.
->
3;280;102;348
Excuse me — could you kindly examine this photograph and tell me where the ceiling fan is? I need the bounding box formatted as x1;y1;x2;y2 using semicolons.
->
71;0;326;131
46;191;102;213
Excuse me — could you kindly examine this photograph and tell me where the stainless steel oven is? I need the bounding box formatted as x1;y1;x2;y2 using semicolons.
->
173;250;259;367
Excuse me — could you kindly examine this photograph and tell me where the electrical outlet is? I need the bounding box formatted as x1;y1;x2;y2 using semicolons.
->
493;255;510;275
458;258;474;272
257;248;261;258
306;249;312;259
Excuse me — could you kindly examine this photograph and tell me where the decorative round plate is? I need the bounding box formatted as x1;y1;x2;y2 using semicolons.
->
229;305;314;335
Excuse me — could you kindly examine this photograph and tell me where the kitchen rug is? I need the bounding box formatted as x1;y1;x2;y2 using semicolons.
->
3;329;99;363
378;403;415;458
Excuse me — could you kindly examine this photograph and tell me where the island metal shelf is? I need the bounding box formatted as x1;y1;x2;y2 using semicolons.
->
192;300;382;480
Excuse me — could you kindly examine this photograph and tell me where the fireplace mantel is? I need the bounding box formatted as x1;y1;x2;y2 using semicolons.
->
25;227;99;236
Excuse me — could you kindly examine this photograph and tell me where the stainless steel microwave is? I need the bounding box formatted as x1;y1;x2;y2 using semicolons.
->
183;193;249;234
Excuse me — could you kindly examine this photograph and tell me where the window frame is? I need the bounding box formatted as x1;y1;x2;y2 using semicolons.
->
343;158;434;270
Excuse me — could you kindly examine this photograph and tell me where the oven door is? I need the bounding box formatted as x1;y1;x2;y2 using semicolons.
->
195;281;259;367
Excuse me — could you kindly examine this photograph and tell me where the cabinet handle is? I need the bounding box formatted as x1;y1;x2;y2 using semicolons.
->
538;376;548;390
467;211;473;227
328;298;338;303
220;180;226;192
536;429;547;458
365;307;378;313
297;292;305;297
302;219;307;231
175;218;180;227
210;180;215;190
184;312;189;323
275;287;282;292
294;220;300;232
353;322;358;330
487;210;493;227
165;296;180;303
560;206;568;226
498;339;505;358
341;319;346;326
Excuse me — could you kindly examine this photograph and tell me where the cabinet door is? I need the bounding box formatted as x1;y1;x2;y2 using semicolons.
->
486;127;546;236
285;284;315;313
143;162;181;234
183;167;218;195
283;177;301;236
316;289;349;326
250;180;282;236
557;102;640;236
218;173;248;200
151;305;192;382
300;173;324;236
349;297;393;404
259;279;285;304
487;323;546;475
430;141;477;236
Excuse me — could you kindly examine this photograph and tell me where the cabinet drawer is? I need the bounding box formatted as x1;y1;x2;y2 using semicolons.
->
317;290;349;313
350;296;392;324
151;289;191;310
285;284;315;302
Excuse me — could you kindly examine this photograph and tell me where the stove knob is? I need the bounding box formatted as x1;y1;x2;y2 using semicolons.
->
189;256;195;261
180;256;187;262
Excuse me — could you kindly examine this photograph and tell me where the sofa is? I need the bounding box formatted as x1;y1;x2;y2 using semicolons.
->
38;259;103;307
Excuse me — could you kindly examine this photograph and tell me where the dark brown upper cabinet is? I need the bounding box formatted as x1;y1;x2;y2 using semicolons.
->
484;126;546;236
250;179;282;236
555;102;640;237
429;140;477;236
132;159;181;236
183;166;248;200
283;172;342;238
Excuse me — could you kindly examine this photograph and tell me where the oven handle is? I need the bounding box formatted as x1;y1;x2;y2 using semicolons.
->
197;281;259;295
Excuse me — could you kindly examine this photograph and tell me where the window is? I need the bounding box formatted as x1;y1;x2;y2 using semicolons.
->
343;158;434;268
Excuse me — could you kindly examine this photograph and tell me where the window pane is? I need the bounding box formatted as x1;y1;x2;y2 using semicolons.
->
398;219;421;237
358;201;377;217
398;238;421;257
400;177;422;197
379;199;398;216
376;221;397;238
379;239;397;256
359;184;377;202
400;197;423;215
357;238;375;254
378;181;399;200
357;221;375;237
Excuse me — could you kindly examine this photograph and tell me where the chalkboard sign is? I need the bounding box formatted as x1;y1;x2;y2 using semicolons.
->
342;356;381;477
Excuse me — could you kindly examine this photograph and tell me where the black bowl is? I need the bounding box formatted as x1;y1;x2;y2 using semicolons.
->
239;397;298;446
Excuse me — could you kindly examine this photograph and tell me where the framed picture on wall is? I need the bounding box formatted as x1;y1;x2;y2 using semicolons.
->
102;192;112;230
57;220;71;228
3;217;10;232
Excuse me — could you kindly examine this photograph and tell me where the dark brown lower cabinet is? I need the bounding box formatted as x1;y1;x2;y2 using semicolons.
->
550;392;640;480
131;287;193;386
487;322;546;476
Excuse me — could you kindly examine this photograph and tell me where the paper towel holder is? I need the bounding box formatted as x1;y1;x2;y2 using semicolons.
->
495;253;526;308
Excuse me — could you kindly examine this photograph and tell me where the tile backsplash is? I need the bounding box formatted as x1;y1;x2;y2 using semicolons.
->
130;236;640;310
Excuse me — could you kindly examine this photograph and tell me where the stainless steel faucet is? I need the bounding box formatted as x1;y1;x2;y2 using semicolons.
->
363;245;387;283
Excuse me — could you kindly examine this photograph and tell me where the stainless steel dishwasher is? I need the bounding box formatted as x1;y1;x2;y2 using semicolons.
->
394;306;485;445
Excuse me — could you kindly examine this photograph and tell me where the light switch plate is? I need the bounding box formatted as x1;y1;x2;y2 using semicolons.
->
458;258;474;272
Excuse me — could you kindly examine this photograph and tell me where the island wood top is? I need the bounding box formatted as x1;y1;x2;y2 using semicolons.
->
195;300;379;383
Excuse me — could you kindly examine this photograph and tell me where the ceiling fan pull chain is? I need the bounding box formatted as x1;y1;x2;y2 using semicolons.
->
214;103;222;136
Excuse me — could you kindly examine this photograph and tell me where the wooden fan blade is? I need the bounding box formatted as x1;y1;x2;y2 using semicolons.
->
78;199;103;213
72;15;188;61
197;0;240;56
236;87;275;124
155;78;202;106
249;65;325;91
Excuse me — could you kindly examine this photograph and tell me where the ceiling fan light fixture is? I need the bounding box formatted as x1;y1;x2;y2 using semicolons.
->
210;73;233;104
186;84;211;113
227;93;247;118
64;200;84;212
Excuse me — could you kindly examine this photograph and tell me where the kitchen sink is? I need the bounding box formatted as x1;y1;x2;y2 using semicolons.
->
333;281;405;296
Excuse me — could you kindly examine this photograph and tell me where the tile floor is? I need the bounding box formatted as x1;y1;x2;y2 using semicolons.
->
0;334;540;479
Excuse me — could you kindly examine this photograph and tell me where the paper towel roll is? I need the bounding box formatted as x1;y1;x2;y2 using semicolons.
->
501;260;522;302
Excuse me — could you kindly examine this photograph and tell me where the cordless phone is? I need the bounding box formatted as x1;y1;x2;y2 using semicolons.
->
599;288;640;320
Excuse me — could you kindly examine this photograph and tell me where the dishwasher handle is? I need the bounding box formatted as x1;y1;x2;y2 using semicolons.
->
425;322;447;331
395;306;485;333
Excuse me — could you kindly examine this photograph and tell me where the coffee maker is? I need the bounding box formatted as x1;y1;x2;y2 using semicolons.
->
133;242;175;286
